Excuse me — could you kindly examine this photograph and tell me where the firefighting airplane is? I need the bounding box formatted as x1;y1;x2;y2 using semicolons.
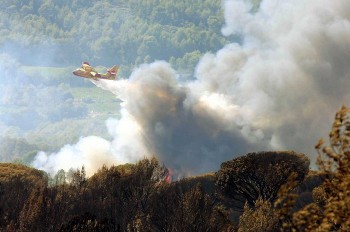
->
72;62;118;80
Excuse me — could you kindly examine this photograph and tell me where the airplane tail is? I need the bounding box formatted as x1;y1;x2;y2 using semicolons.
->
106;65;119;80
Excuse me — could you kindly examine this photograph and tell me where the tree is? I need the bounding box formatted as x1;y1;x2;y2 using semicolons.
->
70;166;87;188
58;212;115;232
147;183;178;231
53;169;66;186
238;199;279;232
0;163;47;230
19;187;48;231
216;151;310;208
287;106;350;231
173;183;213;232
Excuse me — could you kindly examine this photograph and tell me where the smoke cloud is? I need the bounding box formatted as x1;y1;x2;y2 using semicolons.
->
32;136;114;176
33;0;350;177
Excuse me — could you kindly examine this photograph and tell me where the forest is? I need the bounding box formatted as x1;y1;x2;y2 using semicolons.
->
0;106;350;231
0;0;227;70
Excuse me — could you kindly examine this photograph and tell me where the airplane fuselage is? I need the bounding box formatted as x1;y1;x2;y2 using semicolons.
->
73;64;118;80
72;68;99;79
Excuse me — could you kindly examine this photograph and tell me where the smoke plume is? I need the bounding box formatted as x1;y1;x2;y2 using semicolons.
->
33;0;350;177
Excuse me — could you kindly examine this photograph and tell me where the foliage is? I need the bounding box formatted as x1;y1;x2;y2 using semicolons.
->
216;151;310;208
0;157;235;231
0;136;39;162
0;149;316;231
287;106;350;231
9;151;309;230
0;147;331;231
238;199;279;232
58;213;115;232
0;163;47;229
237;169;325;232
0;0;227;69
236;106;350;232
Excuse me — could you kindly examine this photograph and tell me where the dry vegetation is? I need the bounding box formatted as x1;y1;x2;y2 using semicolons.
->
1;106;350;231
237;106;350;232
290;106;350;231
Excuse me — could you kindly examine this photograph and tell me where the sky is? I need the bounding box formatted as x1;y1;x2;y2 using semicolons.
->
31;0;350;177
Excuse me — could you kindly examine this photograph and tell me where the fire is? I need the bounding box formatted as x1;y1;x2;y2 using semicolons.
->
165;168;173;183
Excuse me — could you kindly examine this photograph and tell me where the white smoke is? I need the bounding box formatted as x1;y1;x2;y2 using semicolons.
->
32;136;114;176
214;0;350;152
33;0;350;177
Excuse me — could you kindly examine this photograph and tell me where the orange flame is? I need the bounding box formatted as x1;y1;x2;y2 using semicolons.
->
165;168;173;183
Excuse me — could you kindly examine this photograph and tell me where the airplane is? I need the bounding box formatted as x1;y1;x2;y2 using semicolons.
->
72;62;118;80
